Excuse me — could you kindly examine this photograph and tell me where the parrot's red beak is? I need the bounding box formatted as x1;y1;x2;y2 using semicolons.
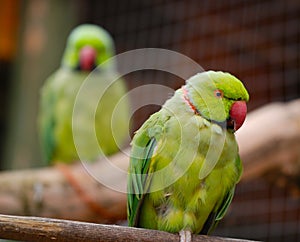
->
229;101;247;131
79;46;97;71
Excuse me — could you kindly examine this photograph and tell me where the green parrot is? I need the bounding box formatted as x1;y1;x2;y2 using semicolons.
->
127;71;249;239
38;24;130;164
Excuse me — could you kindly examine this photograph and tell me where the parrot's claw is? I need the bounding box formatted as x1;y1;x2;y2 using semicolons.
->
179;230;192;242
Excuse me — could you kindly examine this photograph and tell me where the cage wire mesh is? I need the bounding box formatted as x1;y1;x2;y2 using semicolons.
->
78;0;299;241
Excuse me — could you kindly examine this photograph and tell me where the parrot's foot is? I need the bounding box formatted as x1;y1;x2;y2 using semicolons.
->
179;230;192;242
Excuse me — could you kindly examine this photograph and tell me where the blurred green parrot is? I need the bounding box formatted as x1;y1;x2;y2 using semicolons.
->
127;71;249;240
38;24;130;165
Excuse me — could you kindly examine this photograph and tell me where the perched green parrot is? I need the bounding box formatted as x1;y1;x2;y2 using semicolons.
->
127;71;249;240
38;24;130;164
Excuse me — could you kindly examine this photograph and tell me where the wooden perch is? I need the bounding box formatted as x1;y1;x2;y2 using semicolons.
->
0;150;130;223
0;99;299;223
0;214;255;242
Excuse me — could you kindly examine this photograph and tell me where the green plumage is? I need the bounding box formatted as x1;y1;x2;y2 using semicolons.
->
38;24;129;164
127;71;249;234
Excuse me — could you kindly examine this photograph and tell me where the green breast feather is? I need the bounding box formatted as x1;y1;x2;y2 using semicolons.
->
38;69;129;164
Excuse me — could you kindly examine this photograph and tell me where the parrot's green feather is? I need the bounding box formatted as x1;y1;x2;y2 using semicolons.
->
201;187;235;234
39;74;57;163
202;155;242;233
128;137;157;226
128;112;166;226
39;70;129;164
235;154;243;182
215;187;235;221
127;71;249;234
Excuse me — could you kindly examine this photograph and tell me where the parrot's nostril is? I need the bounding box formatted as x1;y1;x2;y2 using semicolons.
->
226;118;235;131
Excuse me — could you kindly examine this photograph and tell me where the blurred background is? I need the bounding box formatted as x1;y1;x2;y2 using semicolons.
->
0;0;299;241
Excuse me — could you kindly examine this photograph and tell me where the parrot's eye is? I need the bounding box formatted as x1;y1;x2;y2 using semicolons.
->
214;90;223;98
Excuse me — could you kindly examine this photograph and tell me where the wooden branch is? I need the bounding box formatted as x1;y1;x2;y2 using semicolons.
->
0;214;255;242
0;150;130;223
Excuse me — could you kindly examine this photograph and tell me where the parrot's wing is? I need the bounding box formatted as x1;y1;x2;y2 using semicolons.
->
235;154;243;183
127;113;163;227
38;74;57;164
202;154;243;234
127;138;157;227
215;154;243;220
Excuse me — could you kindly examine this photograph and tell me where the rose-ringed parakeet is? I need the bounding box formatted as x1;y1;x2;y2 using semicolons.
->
127;71;249;239
38;24;129;165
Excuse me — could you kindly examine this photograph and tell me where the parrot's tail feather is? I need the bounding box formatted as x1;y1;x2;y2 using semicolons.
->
200;212;216;235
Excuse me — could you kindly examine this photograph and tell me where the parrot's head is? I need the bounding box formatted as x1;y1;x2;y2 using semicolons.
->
61;24;115;71
184;71;249;132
